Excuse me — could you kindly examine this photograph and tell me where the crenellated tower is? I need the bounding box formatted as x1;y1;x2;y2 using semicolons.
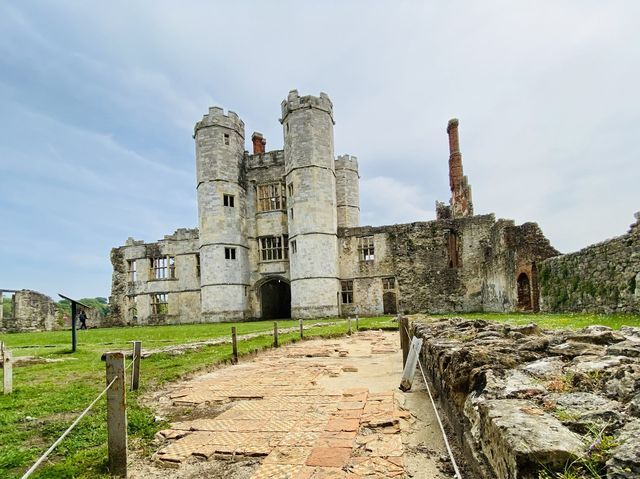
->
281;90;339;318
194;107;249;321
335;154;360;228
447;118;473;218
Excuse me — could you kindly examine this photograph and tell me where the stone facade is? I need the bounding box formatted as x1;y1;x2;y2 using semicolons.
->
539;212;640;314
109;90;560;325
0;290;59;332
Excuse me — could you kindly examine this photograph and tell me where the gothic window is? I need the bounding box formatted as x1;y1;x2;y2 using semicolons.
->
288;183;293;196
341;280;354;304
259;235;289;261
128;260;137;282
151;256;176;280
358;236;375;261
257;183;286;211
223;194;235;207
447;230;460;268
225;247;236;260
151;293;168;315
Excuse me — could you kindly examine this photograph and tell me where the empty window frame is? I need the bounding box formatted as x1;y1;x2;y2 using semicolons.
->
447;230;460;268
151;293;168;315
259;235;289;261
223;133;230;145
223;194;235;207
225;247;236;260
287;183;293;197
195;253;200;278
257;183;286;212
151;256;176;280
341;280;354;304
358;236;375;261
382;277;395;290
290;239;297;254
128;260;137;282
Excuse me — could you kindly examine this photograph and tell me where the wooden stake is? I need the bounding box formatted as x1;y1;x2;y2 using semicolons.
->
273;322;278;348
131;341;141;391
299;319;304;339
231;327;238;364
399;315;410;368
347;317;352;336
105;352;127;477
3;349;12;395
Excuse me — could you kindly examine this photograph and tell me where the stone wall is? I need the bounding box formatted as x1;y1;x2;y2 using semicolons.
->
411;316;640;479
539;212;640;313
1;290;59;332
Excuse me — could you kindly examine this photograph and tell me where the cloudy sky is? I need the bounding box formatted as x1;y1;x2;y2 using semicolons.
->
1;1;638;300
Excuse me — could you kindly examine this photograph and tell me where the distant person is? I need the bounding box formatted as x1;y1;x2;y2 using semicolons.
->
78;311;88;330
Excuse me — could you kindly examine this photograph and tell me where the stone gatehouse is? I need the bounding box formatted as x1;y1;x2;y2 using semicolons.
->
108;90;560;325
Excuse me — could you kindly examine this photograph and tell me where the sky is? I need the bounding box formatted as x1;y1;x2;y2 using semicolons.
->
0;1;638;300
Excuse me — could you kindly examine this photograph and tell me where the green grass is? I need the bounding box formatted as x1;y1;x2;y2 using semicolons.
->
424;312;640;330
0;316;394;478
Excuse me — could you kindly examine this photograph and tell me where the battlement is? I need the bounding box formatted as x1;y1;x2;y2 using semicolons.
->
163;228;200;242
194;106;245;138
246;149;285;170
335;154;359;172
280;89;334;123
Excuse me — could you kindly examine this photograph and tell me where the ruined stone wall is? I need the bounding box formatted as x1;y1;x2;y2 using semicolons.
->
412;317;640;479
108;228;201;326
539;212;640;313
2;290;59;332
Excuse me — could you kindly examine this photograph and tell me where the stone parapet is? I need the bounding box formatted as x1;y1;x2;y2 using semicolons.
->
194;106;245;138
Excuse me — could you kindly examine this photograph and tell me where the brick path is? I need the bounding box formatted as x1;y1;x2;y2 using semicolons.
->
154;330;411;478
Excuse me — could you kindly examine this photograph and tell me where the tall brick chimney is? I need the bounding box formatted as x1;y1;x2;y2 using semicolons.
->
251;132;266;154
446;118;473;218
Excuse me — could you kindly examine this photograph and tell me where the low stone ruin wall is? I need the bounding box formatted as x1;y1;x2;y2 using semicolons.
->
539;212;639;314
411;316;640;479
1;290;60;332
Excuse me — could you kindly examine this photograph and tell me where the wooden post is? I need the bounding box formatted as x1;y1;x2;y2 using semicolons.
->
273;322;278;348
355;314;359;331
399;315;410;368
105;352;127;477
299;319;304;339
347;317;352;336
131;341;141;391
71;301;77;352
231;327;238;364
3;349;12;395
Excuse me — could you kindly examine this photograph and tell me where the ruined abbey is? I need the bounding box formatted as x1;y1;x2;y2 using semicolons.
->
108;90;639;325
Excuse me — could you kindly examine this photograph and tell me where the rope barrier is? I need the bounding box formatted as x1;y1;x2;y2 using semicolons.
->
403;323;463;479
20;375;119;479
124;354;137;371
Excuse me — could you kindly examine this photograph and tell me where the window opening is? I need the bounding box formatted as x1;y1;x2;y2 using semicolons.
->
223;133;230;145
382;277;395;290
128;260;137;282
358;236;375;261
151;293;168;315
195;254;200;278
288;183;293;196
151;256;176;280
223;194;235;207
447;230;460;268
259;235;289;261
257;183;286;211
291;240;297;254
225;247;236;260
341;280;354;304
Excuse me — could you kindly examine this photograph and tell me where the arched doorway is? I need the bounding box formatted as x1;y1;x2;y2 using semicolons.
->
260;279;291;319
517;273;532;310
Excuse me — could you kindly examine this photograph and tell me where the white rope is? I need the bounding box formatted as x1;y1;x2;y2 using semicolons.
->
124;354;137;371
20;376;119;479
403;323;463;479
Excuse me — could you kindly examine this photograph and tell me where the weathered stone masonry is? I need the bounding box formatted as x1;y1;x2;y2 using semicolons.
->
109;90;560;324
539;212;640;314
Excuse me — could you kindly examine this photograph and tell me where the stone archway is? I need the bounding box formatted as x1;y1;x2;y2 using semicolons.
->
517;273;532;311
260;278;291;320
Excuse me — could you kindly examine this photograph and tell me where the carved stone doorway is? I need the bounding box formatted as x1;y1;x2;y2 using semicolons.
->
517;273;532;311
260;279;291;319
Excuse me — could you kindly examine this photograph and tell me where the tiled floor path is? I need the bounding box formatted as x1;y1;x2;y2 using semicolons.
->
148;331;433;478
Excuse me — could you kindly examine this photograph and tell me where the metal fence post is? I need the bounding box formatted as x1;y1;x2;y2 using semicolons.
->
355;314;359;331
3;349;12;395
131;341;141;391
231;327;238;364
348;317;352;336
273;322;278;348
299;319;304;339
105;352;127;477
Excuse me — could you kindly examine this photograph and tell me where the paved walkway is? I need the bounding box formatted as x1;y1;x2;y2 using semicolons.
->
149;331;432;478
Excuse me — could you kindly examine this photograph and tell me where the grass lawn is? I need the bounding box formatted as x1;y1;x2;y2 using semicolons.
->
426;312;640;330
0;316;395;479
